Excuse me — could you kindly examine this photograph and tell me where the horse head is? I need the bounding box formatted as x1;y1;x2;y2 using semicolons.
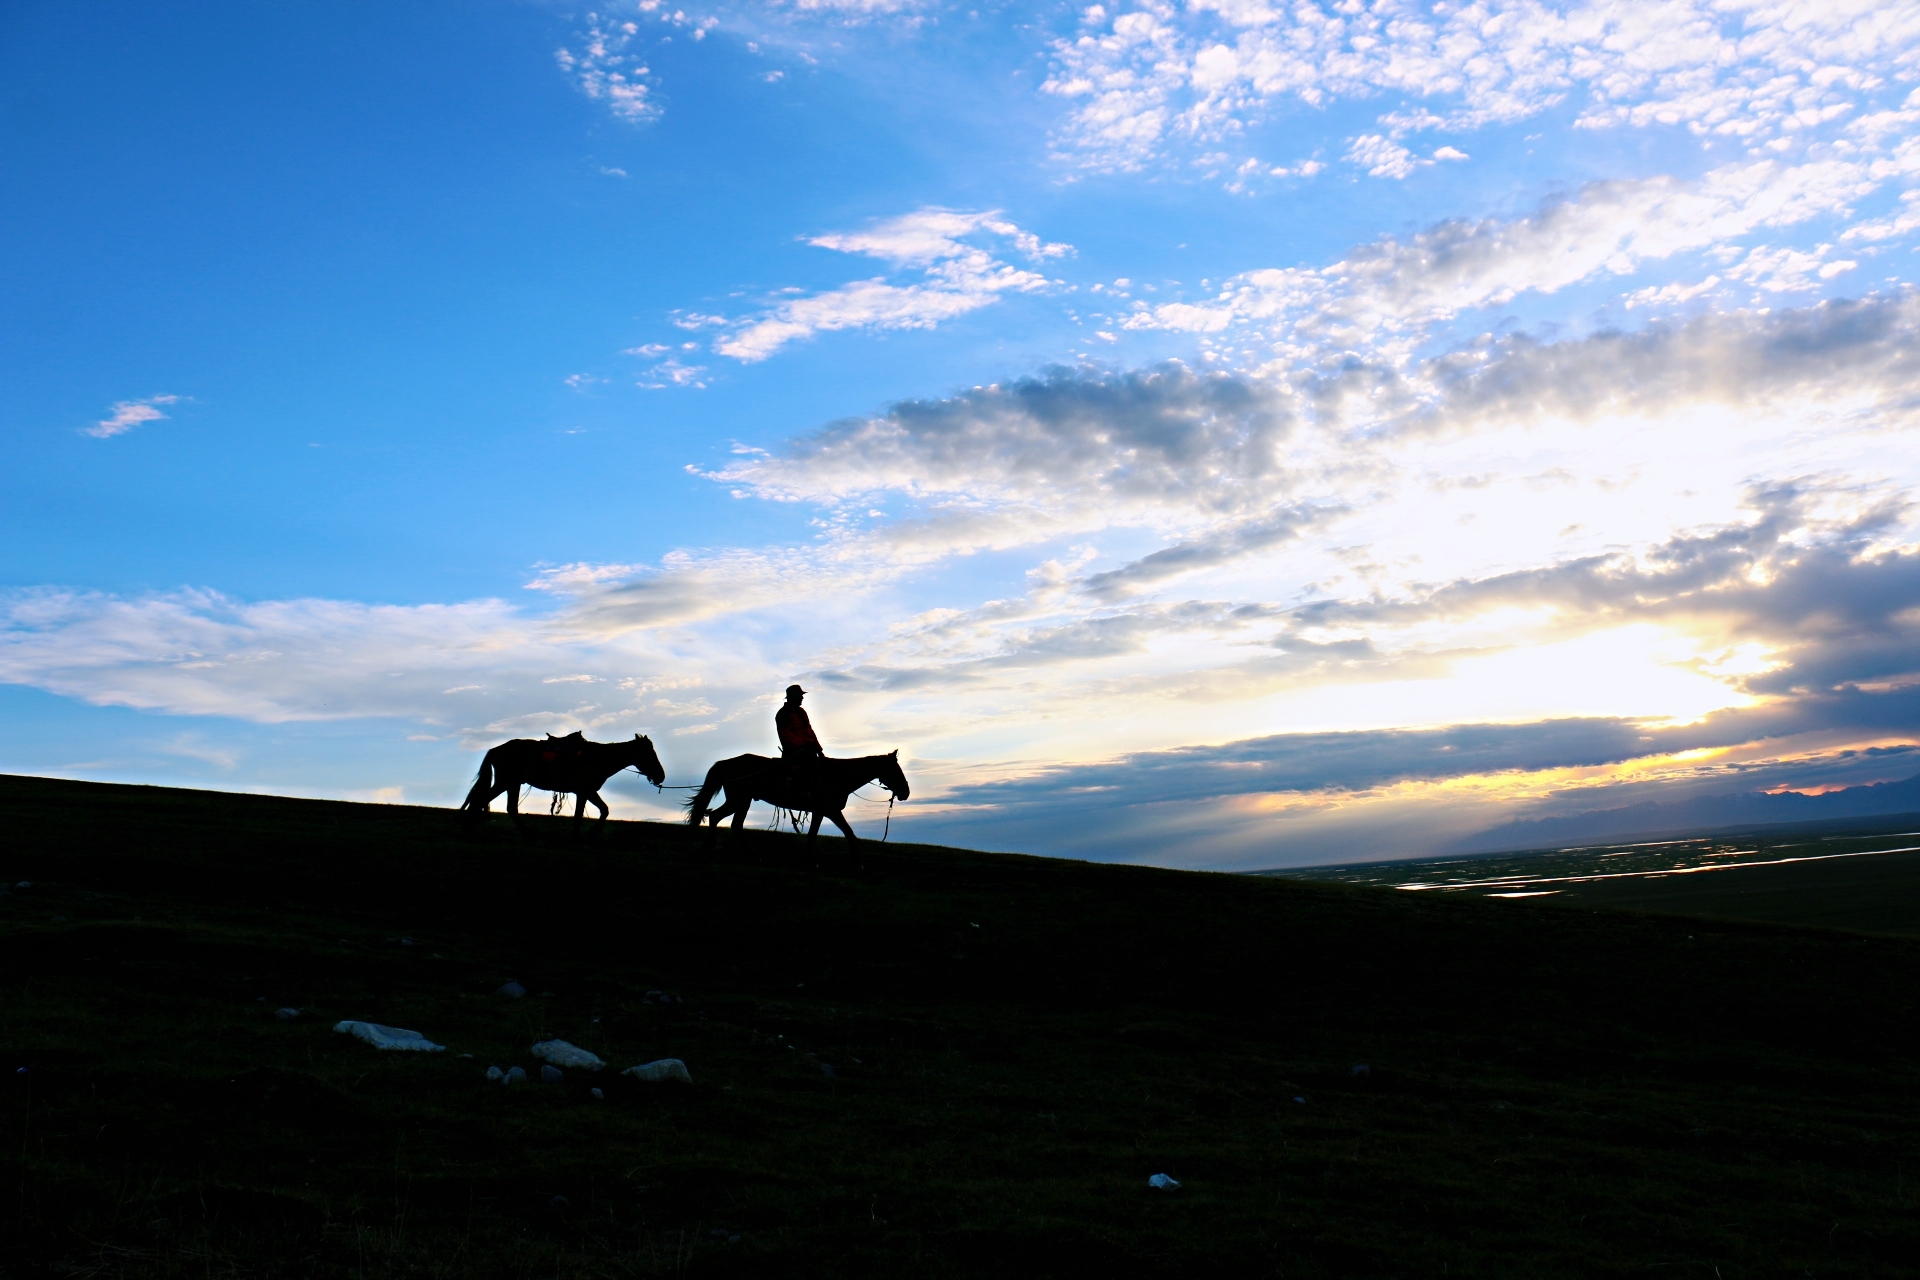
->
878;749;911;801
629;733;667;787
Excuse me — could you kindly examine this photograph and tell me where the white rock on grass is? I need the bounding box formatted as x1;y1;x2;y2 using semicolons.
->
333;1021;445;1052
531;1040;605;1071
496;981;527;998
503;1066;527;1084
623;1059;691;1084
486;1065;505;1081
274;1008;301;1021
540;1064;563;1084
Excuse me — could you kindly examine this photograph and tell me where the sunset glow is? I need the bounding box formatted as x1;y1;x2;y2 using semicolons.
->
7;1;1920;866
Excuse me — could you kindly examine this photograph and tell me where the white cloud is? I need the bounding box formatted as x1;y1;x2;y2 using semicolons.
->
1841;190;1920;242
0;576;799;759
1344;136;1466;179
1125;158;1886;361
555;19;658;123
1269;158;1324;178
712;209;1072;362
707;362;1295;525
85;394;179;439
786;0;927;12
1726;243;1857;292
163;734;237;769
0;589;543;725
1045;0;1920;175
526;547;902;634
808;208;1072;266
638;357;709;389
1623;275;1722;309
1346;134;1425;180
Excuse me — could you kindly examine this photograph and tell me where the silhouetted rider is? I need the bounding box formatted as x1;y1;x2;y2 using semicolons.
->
776;684;825;802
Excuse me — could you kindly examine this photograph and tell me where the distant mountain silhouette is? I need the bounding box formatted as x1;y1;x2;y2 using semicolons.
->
1459;771;1920;852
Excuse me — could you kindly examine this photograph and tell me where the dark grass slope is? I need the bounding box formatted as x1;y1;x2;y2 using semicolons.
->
2;773;1916;1277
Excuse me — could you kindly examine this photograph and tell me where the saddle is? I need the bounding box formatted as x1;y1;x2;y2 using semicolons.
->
540;731;587;765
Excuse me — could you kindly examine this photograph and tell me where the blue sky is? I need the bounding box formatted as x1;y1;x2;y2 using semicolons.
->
7;0;1920;866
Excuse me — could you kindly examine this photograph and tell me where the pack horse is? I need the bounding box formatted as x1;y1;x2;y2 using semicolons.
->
461;732;665;837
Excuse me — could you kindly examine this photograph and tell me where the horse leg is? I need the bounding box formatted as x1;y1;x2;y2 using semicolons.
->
464;784;496;826
706;797;747;851
506;783;530;840
586;791;610;842
702;791;734;849
820;808;864;871
807;810;825;846
716;792;748;848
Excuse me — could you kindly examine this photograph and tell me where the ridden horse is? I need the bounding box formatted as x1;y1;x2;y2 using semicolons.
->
686;751;910;848
461;732;665;838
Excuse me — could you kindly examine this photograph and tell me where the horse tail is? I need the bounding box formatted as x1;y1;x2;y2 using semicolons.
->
686;763;725;826
461;750;496;815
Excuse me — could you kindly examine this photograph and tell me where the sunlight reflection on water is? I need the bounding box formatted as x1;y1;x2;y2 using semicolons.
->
1270;827;1920;899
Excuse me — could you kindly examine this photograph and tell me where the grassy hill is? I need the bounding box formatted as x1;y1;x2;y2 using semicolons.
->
3;773;1917;1277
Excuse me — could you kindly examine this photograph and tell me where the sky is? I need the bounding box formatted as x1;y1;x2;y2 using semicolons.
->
6;0;1920;869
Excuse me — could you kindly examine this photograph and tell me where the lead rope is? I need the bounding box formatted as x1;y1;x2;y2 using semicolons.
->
883;793;894;843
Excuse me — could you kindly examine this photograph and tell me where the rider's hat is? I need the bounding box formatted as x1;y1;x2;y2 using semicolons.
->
785;683;806;697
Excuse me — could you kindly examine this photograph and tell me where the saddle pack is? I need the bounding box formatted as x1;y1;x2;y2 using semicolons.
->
540;731;587;766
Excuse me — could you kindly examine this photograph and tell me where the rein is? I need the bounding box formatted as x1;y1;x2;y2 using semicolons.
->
849;783;898;843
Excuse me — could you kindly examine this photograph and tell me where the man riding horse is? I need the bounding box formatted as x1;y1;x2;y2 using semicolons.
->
686;686;909;847
776;683;824;805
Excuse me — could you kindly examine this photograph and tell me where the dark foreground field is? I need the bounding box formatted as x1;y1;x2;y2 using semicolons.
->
2;775;1916;1277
